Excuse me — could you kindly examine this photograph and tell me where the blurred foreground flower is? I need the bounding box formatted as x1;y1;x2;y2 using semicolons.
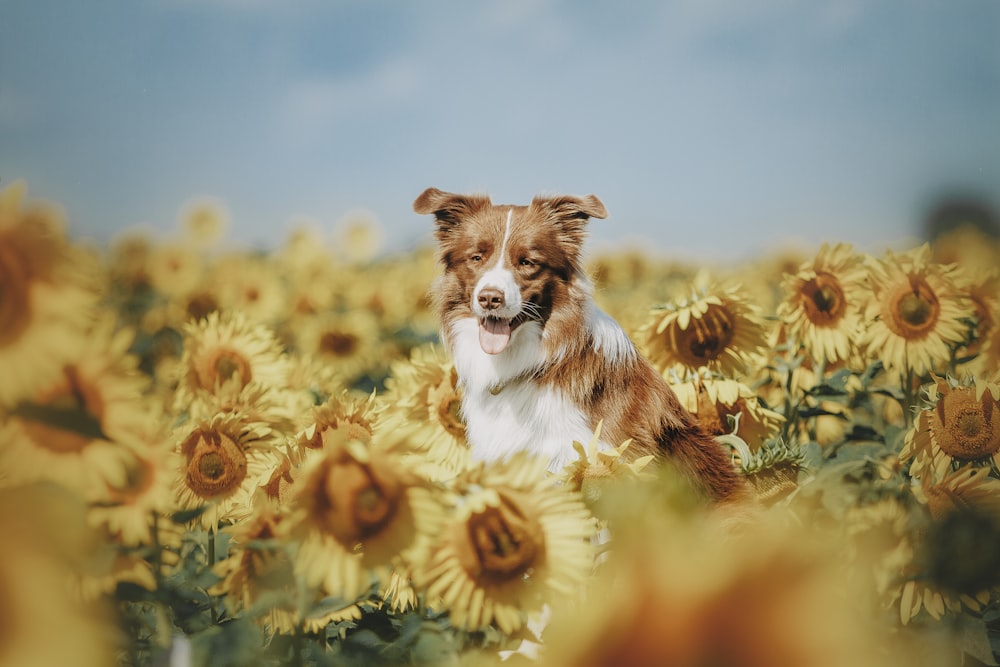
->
419;453;597;635
288;432;444;602
0;487;113;667
0;181;97;407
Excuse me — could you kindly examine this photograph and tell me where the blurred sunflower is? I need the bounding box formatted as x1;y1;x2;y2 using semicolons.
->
214;254;287;325
0;180;97;407
173;411;283;529
1;317;151;496
777;243;867;365
379;344;472;478
544;511;878;667
639;274;769;379
287;433;444;601
147;241;204;298
180;197;229;248
897;467;1000;624
332;208;384;265
174;311;290;411
0;487;114;667
860;245;973;377
930;223;1000;276
669;376;784;450
212;496;300;623
418;453;597;635
901;376;1000;482
295;391;379;462
88;419;179;547
292;310;385;384
956;270;1000;375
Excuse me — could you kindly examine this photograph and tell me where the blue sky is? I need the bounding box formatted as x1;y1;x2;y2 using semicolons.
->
2;0;998;260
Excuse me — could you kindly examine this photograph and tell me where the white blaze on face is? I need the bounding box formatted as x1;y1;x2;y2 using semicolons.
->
474;208;521;355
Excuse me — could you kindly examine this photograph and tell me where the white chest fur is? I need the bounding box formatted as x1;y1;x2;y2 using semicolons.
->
447;317;594;472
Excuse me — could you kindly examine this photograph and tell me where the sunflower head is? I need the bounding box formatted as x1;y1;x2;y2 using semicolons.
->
180;426;248;500
419;454;596;635
289;433;442;599
777;243;866;364
640;275;768;379
915;468;1000;599
862;245;974;376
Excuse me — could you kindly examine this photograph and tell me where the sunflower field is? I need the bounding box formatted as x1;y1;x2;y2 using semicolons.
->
2;179;1000;667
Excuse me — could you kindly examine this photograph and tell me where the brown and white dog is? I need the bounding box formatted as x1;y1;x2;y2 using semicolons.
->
414;187;748;503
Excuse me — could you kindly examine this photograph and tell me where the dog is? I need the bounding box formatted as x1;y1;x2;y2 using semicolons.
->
414;187;748;503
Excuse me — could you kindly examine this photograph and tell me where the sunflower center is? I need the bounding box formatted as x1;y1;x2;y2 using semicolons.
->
0;246;32;348
182;430;248;499
931;388;1000;460
674;304;735;366
801;273;845;326
320;332;359;358
458;493;543;584
321;458;401;547
886;279;940;339
186;292;219;321
198;348;253;390
437;394;466;439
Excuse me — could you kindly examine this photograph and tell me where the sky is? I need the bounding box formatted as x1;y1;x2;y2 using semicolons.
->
2;0;999;261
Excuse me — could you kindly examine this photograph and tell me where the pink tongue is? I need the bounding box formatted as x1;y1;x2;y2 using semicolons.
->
479;318;512;355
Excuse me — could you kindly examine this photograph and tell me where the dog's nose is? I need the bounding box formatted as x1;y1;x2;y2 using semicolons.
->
477;287;505;310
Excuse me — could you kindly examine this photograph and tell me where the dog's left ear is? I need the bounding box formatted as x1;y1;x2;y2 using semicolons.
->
530;194;607;248
530;194;608;223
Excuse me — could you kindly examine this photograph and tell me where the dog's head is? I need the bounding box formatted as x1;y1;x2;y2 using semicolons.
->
414;187;607;355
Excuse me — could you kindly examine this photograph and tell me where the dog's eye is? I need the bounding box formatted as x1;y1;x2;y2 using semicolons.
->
519;257;535;267
470;253;483;263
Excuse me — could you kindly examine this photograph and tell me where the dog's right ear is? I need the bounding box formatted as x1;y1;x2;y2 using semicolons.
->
413;188;491;238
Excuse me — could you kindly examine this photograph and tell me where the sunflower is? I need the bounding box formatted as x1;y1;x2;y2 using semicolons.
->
349;247;440;337
287;432;444;601
213;254;287;325
901;375;1000;482
896;467;1000;624
860;245;974;377
174;311;290;411
88;418;179;547
332;208;384;265
638;273;769;379
0;181;98;407
417;453;597;635
379;343;472;478
146;241;204;298
559;422;655;511
180;197;229;248
295;391;379;463
777;243;867;365
669;377;784;450
290;310;385;384
172;411;283;529
0;317;151;497
0;486;114;667
955;270;1000;375
212;496;299;619
543;510;877;667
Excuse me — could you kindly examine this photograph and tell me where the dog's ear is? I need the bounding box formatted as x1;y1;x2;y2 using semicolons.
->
530;194;607;248
413;188;491;238
530;194;608;223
